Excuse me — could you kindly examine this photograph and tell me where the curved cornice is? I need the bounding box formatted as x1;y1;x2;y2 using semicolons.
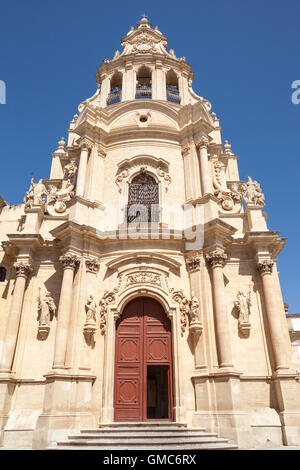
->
106;251;181;271
117;154;169;170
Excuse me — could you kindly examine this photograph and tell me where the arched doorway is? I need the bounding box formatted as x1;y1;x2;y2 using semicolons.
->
114;297;173;422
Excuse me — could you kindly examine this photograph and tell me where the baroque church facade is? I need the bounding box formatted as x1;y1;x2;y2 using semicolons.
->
0;17;299;449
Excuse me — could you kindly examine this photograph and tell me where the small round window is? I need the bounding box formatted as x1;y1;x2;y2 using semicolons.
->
139;115;148;123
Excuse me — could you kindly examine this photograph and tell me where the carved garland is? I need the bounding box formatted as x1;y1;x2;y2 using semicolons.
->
99;290;117;335
171;289;202;336
115;161;171;193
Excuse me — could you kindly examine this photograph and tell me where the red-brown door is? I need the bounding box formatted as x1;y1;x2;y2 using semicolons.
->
114;297;173;422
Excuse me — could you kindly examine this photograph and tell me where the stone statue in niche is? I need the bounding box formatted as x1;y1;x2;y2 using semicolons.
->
37;289;56;340
234;287;252;337
83;294;97;340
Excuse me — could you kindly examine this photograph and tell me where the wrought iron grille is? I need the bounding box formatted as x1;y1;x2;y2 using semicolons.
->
135;85;152;99
127;173;159;223
107;88;122;105
166;86;180;104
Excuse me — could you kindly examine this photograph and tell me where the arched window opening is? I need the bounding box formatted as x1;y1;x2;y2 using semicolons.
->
0;267;6;282
136;66;152;99
127;172;159;223
166;70;180;104
107;72;123;105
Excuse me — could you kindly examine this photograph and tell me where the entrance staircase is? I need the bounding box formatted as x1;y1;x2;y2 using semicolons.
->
52;422;237;450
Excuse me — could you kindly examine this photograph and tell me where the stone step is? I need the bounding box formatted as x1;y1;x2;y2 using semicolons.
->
98;422;188;428
52;422;238;451
78;426;206;435
53;441;237;450
69;431;218;439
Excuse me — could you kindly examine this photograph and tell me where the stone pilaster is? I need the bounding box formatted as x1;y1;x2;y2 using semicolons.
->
196;136;212;196
76;141;90;197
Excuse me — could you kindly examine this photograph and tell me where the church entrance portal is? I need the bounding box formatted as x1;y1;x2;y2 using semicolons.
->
114;297;173;422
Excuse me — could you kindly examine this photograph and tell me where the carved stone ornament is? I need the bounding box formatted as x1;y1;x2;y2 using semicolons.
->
24;177;47;209
172;290;202;336
197;136;209;149
85;257;100;274
115;158;171;193
46;161;78;215
172;289;190;335
125;272;162;288
205;248;227;269
14;261;33;278
99;290;117;335
37;289;56;340
257;259;274;275
186;254;201;273
156;167;172;191
212;159;243;213
115;168;129;193
59;253;80;270
83;294;97;340
243;177;265;208
234;288;252;338
189;294;203;336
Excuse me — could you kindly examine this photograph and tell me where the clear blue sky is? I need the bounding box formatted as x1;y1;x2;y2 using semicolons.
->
0;0;299;312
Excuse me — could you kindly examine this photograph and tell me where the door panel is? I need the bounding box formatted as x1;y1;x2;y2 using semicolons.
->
114;297;173;422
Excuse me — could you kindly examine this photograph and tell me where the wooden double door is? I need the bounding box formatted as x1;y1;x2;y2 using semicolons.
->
114;297;173;422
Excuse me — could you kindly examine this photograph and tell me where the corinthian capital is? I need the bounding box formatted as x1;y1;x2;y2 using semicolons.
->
205;248;227;268
196;136;209;149
14;261;33;278
85;257;100;274
186;254;201;272
59;253;81;270
257;259;273;275
80;138;93;151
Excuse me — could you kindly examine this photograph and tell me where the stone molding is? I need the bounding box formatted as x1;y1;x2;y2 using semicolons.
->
205;248;227;269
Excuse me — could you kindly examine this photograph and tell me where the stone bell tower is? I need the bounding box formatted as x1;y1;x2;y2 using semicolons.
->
0;17;299;450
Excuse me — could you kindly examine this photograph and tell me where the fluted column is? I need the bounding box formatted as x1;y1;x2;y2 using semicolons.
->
0;261;32;373
76;143;90;197
257;259;288;370
197;136;212;196
206;248;233;368
52;253;80;370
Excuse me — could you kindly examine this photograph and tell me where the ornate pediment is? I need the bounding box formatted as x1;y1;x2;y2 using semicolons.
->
120;19;168;57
